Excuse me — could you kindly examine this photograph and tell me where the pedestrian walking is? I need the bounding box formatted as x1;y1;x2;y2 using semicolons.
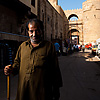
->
4;18;63;100
54;41;60;56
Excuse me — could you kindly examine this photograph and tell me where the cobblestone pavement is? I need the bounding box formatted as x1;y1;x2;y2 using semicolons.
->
0;50;100;100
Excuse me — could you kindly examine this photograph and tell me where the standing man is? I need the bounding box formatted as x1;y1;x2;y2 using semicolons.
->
4;19;62;100
82;44;85;52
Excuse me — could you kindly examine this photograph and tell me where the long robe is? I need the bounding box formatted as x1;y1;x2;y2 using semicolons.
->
12;39;63;100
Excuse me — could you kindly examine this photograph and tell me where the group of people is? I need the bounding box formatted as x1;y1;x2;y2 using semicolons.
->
4;18;63;100
73;44;85;52
54;40;86;56
54;40;69;56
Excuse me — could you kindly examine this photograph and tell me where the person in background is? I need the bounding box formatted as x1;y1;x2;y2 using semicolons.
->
4;18;63;100
82;44;85;52
54;41;60;56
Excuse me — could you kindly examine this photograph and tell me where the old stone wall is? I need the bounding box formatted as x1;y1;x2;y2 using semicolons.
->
64;0;100;44
39;0;68;41
83;0;100;44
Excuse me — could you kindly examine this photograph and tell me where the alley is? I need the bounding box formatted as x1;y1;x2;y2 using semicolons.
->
0;50;100;100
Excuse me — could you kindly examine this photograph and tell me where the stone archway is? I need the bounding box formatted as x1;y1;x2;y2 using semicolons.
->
64;11;83;44
68;29;80;45
64;8;83;44
68;14;78;20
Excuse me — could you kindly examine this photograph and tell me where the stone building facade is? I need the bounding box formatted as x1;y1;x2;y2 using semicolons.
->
38;0;68;41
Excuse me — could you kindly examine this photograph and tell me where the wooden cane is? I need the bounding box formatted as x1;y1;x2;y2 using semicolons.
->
7;75;10;100
7;65;11;100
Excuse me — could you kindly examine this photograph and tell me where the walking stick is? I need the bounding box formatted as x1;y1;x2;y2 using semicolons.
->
7;64;11;100
7;47;12;100
7;75;10;100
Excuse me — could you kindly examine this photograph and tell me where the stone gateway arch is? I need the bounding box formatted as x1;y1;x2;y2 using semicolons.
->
64;0;100;45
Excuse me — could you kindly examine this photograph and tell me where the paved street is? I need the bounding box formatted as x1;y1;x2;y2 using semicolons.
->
59;50;100;100
0;50;100;100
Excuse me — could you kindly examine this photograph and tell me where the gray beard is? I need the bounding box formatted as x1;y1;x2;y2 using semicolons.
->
30;37;40;44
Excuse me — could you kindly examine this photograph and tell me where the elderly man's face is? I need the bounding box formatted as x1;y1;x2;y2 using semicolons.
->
28;22;41;44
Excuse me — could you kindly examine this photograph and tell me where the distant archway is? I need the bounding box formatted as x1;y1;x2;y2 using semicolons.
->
68;29;79;35
68;14;78;20
68;29;80;44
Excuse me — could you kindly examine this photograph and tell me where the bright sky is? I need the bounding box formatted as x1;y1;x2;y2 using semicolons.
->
58;0;86;10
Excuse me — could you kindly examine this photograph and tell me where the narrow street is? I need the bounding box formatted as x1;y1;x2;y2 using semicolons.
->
59;50;100;100
0;50;100;100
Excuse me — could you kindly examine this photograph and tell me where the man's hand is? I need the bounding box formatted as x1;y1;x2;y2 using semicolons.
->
4;65;12;75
